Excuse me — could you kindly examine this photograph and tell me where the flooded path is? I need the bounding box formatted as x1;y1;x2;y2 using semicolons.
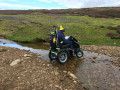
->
0;39;120;90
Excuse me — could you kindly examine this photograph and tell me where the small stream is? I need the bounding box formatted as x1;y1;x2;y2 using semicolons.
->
0;39;120;90
0;39;49;61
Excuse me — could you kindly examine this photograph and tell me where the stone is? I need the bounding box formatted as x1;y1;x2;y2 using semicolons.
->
63;70;67;73
68;72;77;79
3;43;6;44
47;64;50;67
26;57;31;59
73;81;77;84
93;56;97;59
55;71;59;76
55;85;59;88
10;59;21;66
24;54;32;57
92;60;96;63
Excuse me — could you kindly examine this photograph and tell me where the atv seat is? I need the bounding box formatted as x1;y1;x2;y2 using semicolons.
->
61;44;69;49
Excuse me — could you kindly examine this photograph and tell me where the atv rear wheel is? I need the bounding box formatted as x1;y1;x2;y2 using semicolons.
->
49;51;57;60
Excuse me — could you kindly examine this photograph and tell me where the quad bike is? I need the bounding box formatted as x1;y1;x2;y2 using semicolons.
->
49;26;83;64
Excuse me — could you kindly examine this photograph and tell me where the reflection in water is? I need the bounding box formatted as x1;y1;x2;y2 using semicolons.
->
18;42;50;50
0;39;120;90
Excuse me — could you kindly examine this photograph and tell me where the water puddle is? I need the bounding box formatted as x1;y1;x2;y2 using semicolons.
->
0;39;120;90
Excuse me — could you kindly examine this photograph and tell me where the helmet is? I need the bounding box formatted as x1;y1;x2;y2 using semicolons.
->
51;30;55;36
60;26;64;30
60;26;65;32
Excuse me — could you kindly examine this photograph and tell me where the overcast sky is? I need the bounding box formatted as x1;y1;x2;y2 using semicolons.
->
0;0;120;10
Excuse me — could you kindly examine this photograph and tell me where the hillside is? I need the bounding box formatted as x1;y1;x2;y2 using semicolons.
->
0;7;120;46
0;7;120;18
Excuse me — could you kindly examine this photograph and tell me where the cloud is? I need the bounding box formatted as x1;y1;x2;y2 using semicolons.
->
0;3;42;9
38;0;120;8
81;0;120;8
53;0;83;8
1;0;120;10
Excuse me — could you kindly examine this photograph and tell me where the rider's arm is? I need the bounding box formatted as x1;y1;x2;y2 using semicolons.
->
60;33;68;43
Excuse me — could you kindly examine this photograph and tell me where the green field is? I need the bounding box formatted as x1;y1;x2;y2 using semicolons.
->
0;12;120;46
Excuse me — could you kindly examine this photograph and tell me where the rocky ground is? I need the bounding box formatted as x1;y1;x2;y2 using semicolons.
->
81;45;120;57
0;46;83;90
81;45;120;67
0;44;120;90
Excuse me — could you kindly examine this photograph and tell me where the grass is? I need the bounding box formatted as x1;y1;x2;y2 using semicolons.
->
0;13;120;46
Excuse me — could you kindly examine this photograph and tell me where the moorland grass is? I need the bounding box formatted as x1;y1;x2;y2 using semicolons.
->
0;14;120;46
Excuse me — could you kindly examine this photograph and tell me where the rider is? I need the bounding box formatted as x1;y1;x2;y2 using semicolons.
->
49;30;56;49
57;26;73;49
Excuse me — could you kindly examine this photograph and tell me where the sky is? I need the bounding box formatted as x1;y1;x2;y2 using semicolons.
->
0;0;120;10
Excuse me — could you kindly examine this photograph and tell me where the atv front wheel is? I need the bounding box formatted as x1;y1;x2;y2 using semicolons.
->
57;51;68;64
76;49;83;58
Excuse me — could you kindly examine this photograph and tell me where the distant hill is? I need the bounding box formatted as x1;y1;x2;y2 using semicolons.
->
0;7;120;18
